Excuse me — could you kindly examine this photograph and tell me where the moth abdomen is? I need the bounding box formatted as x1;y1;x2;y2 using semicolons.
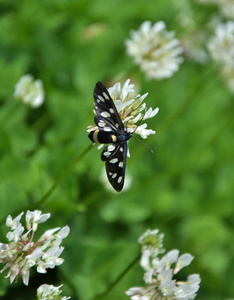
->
88;129;117;144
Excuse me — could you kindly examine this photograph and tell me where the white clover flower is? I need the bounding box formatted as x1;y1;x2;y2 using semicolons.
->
126;229;201;300
195;0;234;19
208;21;234;92
126;21;183;79
126;287;151;300
6;223;24;243
0;211;70;286
173;0;208;65
14;74;44;107
88;79;159;140
218;0;234;20
208;21;234;66
6;212;24;229
26;210;51;232
37;284;70;300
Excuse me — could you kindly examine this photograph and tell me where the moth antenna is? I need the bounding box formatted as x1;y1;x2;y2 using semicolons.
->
132;135;154;154
132;108;146;134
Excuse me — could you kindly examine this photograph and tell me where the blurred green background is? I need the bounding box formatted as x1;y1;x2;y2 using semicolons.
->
0;0;234;299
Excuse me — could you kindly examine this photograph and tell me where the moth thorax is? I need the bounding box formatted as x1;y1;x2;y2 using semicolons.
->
117;132;132;143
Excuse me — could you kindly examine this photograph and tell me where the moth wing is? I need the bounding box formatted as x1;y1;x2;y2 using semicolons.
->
101;143;127;192
94;81;124;131
94;115;117;132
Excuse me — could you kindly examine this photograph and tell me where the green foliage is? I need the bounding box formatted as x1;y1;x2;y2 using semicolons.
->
0;0;234;299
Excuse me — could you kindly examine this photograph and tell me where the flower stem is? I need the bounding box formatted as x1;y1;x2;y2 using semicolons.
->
32;143;94;208
96;252;141;300
0;144;94;224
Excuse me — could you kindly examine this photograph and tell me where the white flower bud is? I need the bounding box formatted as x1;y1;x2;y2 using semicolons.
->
14;74;45;108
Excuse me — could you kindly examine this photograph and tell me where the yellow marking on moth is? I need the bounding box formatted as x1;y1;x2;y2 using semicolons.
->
93;130;100;143
112;135;117;142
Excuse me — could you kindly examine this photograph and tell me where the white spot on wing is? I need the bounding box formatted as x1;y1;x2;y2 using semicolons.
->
103;92;109;100
104;127;112;132
104;151;111;157
109;108;114;113
118;162;123;168
117;176;122;183
112;173;117;178
110;158;118;164
108;145;115;151
98;121;106;127
98;95;105;102
101;111;111;118
120;147;123;152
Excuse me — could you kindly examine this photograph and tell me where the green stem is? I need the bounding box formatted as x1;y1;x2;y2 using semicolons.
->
95;253;141;300
32;143;94;208
0;144;94;224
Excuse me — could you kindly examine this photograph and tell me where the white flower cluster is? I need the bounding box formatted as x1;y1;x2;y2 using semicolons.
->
208;21;234;92
37;284;70;300
172;1;208;65
88;79;159;140
126;21;184;79
195;0;234;19
218;0;234;19
14;74;44;107
126;229;201;300
0;210;70;286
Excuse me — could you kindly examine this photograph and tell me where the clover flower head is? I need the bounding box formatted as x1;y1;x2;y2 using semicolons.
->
126;21;184;79
218;0;234;20
126;229;201;300
87;79;159;140
37;284;70;300
208;21;234;67
0;210;70;286
195;0;234;19
208;21;234;92
14;74;44;107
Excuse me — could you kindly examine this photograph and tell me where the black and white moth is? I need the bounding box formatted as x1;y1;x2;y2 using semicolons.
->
88;81;132;192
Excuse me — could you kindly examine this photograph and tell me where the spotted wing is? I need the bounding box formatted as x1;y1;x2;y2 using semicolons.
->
94;81;124;131
101;143;127;192
94;115;117;133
